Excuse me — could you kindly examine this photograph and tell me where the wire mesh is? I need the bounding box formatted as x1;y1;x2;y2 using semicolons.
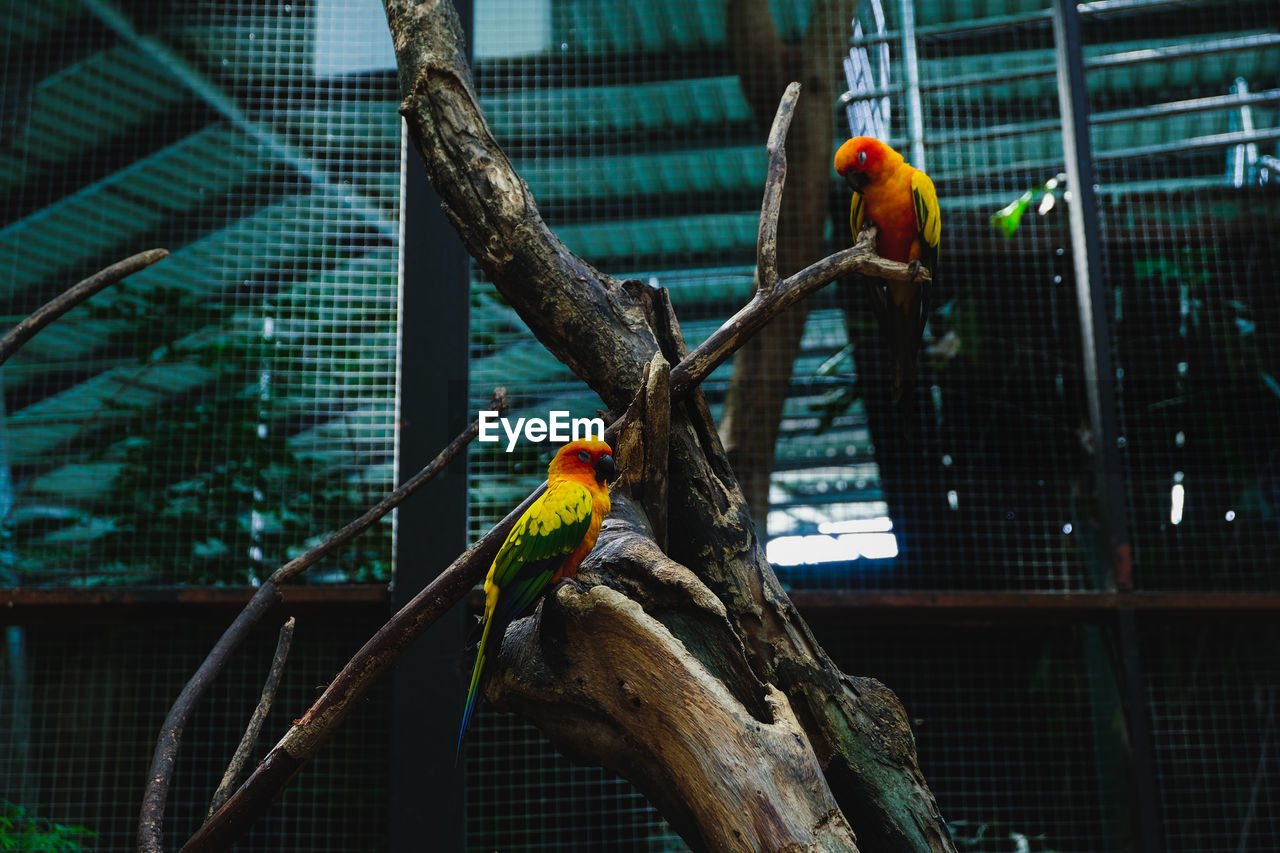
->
820;623;1113;852
463;0;1106;593
459;1;1279;851
0;0;401;586
463;706;686;852
1141;621;1280;852
0;608;391;851
1082;0;1280;592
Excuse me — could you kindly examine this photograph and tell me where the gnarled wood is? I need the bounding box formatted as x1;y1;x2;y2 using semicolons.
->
187;4;954;850
382;2;953;851
491;499;859;852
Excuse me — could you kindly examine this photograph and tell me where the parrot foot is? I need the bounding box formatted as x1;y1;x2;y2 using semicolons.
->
907;259;926;282
551;577;589;596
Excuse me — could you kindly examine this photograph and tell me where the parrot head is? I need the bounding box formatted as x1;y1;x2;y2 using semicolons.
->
549;439;616;485
834;137;905;192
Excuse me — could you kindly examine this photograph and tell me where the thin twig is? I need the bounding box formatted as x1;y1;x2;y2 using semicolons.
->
671;226;928;399
0;249;168;367
756;82;800;293
182;482;544;852
138;388;506;853
207;617;296;820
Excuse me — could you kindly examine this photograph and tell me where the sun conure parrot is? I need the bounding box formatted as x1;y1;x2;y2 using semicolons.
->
456;439;616;758
834;137;940;423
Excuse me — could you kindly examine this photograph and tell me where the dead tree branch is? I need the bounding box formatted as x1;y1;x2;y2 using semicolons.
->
207;617;296;819
187;3;953;851
755;81;798;291
138;387;506;853
182;224;910;848
0;249;168;367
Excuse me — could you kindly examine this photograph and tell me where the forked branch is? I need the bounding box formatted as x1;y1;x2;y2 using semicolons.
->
183;1;950;846
206;617;296;819
186;76;929;848
139;388;506;853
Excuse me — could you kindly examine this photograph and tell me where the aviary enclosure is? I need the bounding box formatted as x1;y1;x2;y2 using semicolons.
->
1;0;1277;851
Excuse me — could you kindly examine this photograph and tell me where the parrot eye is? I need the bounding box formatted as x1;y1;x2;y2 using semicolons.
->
577;450;591;462
857;150;867;165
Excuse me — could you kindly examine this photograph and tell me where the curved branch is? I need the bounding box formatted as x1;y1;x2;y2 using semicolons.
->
0;249;168;367
672;227;928;399
756;81;800;291
387;0;656;411
188;5;952;850
139;388;505;853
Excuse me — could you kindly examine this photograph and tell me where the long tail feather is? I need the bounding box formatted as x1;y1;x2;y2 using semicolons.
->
456;613;496;763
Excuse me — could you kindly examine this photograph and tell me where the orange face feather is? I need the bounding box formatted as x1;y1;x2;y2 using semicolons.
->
834;137;918;264
545;439;614;580
548;438;616;486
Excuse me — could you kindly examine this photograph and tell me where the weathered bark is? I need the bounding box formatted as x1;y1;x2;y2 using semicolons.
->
383;3;954;851
495;499;859;852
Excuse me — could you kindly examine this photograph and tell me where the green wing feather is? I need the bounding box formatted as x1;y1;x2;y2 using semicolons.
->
850;192;867;240
457;481;593;759
910;169;941;274
491;482;593;591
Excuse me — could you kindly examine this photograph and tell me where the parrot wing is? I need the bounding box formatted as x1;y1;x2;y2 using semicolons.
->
850;191;868;241
910;168;941;275
489;480;594;624
457;481;594;759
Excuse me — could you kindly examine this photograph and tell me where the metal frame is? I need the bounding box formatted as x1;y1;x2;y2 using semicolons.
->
1053;2;1160;850
388;0;474;843
389;155;473;852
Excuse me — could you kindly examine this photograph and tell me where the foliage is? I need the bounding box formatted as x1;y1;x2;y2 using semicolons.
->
990;175;1067;238
8;280;393;585
0;801;96;853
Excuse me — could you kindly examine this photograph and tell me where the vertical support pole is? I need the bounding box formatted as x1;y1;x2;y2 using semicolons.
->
389;1;473;847
900;0;926;169
1052;0;1127;590
1052;2;1160;851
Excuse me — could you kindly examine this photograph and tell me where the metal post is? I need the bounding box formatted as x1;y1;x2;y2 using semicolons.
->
1052;1;1160;850
389;1;473;846
900;0;927;169
1052;0;1129;589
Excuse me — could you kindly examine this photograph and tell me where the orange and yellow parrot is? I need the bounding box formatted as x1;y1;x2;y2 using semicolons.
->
834;137;940;421
457;439;615;757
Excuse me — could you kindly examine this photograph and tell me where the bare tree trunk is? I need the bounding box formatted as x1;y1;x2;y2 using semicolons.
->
720;0;854;528
383;3;953;851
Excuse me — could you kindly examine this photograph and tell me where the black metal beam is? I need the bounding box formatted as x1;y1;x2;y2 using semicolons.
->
789;589;1280;624
0;585;388;625
1053;2;1161;850
389;0;473;846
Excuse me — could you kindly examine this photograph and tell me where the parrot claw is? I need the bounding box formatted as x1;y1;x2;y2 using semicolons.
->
907;259;925;283
551;577;589;596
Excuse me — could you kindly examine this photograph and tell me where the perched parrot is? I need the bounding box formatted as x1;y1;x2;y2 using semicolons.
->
834;137;941;422
456;439;616;758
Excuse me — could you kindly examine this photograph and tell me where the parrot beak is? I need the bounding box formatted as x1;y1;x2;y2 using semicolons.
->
844;170;869;192
594;453;617;484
